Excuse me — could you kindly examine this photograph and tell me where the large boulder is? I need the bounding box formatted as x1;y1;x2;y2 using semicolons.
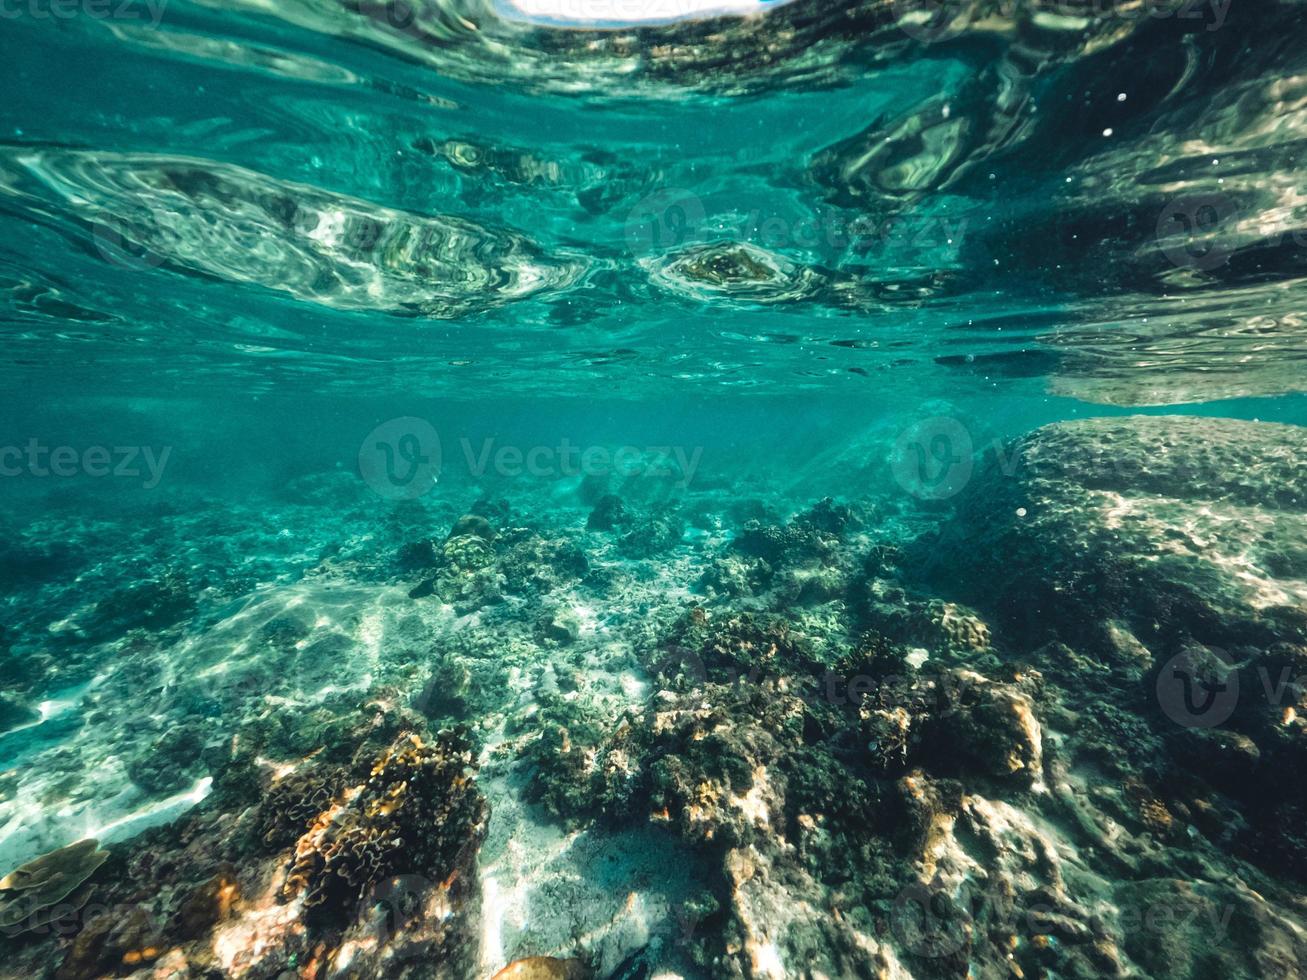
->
913;415;1307;881
915;415;1307;652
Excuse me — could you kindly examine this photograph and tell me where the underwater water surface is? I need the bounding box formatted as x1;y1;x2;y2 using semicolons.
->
2;0;1307;977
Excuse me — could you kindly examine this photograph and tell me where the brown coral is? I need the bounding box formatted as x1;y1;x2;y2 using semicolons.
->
1124;778;1176;837
281;728;488;921
257;766;348;850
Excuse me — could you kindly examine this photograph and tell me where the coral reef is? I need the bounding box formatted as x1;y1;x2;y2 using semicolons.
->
5;416;1307;978
0;721;490;980
283;729;488;922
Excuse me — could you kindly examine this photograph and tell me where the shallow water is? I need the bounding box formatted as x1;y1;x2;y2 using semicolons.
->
2;1;1307;978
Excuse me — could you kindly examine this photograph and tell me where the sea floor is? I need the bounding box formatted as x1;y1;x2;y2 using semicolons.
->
1;413;1306;979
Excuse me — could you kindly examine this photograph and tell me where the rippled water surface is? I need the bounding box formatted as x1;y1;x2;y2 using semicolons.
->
4;0;1305;411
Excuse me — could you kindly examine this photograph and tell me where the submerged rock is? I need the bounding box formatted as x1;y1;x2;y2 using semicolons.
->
82;571;196;639
712;500;861;607
929;669;1044;784
1113;878;1307;980
55;904;165;980
413;656;474;720
587;493;629;531
919;415;1307;649
697;554;772;599
859;587;993;657
502;532;589;593
127;721;207;795
22;721;494;980
449;513;497;542
585;491;689;559
618;515;684;558
535;608;581;645
916;414;1307;887
858;666;1044;786
395;537;441;572
734;499;856;566
443;531;497;571
173;867;239;940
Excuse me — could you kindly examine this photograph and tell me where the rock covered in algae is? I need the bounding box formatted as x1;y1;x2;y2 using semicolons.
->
535;607;581;645
650;606;826;688
586;493;628;531
914;414;1307;880
443;530;497;570
918;415;1307;649
700;498;862;605
407;512;590;612
81;570;197;640
732;497;856;568
929;669;1044;783
584;493;684;559
406;514;505;611
0;838;109;935
857;586;994;656
55;903;168;980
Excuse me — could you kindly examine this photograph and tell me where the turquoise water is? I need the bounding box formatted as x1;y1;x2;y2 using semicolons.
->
2;1;1307;978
